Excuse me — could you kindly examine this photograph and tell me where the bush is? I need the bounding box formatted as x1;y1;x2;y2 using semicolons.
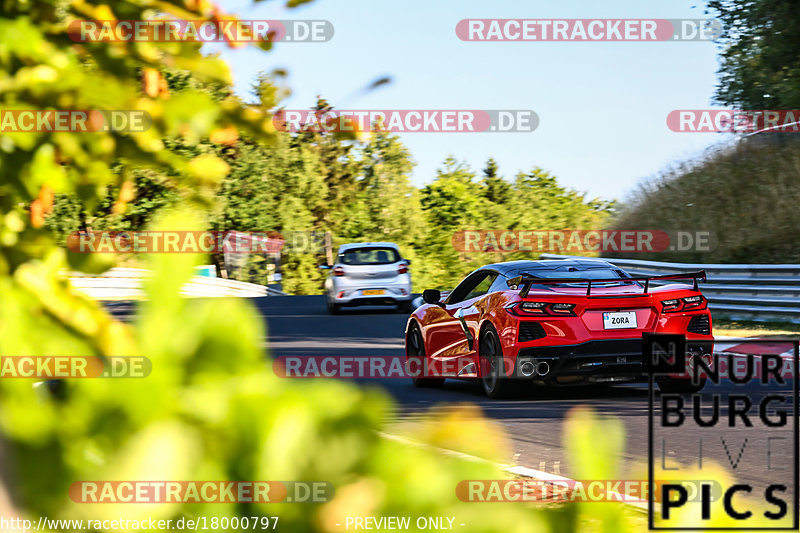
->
610;138;800;263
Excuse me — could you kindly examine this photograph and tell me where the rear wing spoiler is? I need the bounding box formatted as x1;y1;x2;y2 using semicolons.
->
507;270;707;298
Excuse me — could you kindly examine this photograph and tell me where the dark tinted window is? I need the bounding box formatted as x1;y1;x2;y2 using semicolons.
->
448;271;498;304
515;267;637;289
525;268;628;280
339;247;400;265
464;274;498;300
490;275;512;293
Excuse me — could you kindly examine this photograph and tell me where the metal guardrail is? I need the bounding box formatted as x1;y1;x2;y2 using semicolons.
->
67;267;271;300
540;254;800;323
266;286;288;296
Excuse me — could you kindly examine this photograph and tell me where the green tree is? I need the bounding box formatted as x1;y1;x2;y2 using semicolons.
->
421;157;483;229
479;157;512;227
709;0;800;109
510;168;607;231
481;158;511;203
361;132;425;245
417;157;487;288
294;98;364;238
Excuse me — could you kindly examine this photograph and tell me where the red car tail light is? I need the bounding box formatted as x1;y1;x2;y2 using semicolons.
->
333;266;345;277
397;263;408;274
681;295;706;310
549;303;576;315
505;302;576;317
661;295;707;313
506;302;547;316
661;299;682;312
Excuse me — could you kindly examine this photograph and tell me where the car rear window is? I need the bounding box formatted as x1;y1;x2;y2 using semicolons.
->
517;268;636;288
531;268;628;280
339;247;400;265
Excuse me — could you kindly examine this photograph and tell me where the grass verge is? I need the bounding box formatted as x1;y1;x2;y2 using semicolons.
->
713;318;800;338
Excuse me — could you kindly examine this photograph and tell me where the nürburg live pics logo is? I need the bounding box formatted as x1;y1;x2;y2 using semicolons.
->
645;333;799;530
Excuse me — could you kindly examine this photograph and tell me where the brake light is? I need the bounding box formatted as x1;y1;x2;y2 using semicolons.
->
661;299;681;312
398;263;408;274
515;302;547;315
682;295;706;310
333;266;345;277
505;302;576;317
661;295;707;312
550;303;576;315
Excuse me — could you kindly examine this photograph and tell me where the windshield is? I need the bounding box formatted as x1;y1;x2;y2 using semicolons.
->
339;247;400;265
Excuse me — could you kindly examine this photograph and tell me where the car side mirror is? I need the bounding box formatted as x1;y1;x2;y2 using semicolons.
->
319;263;331;270
404;258;412;265
422;289;441;305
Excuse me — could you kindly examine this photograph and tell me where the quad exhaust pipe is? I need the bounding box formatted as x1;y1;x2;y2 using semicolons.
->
535;361;550;376
519;360;551;377
519;361;535;377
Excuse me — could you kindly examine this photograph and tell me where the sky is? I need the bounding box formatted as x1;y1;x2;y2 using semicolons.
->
209;0;733;203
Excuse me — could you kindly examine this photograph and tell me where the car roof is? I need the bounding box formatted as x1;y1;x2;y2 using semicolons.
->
480;258;617;277
337;242;400;252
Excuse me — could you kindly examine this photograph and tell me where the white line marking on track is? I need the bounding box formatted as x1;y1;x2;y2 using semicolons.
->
378;431;653;514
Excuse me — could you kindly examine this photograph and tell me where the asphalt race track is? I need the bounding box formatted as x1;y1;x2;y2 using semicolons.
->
249;295;796;495
106;295;796;497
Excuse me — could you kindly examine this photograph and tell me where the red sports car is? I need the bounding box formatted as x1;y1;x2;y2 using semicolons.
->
405;259;713;398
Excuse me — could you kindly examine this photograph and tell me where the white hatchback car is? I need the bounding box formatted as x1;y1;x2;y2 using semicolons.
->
322;242;413;314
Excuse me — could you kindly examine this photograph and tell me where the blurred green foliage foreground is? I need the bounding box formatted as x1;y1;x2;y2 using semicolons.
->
1;215;643;533
0;1;642;532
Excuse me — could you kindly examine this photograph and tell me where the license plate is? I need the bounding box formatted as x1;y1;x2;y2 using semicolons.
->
363;289;385;296
603;311;637;329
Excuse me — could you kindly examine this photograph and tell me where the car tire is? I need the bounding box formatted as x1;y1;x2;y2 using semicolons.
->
397;300;412;313
327;298;341;315
407;322;445;388
657;377;707;394
479;326;519;399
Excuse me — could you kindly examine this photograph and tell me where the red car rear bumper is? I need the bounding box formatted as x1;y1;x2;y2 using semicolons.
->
499;311;714;383
510;338;713;383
